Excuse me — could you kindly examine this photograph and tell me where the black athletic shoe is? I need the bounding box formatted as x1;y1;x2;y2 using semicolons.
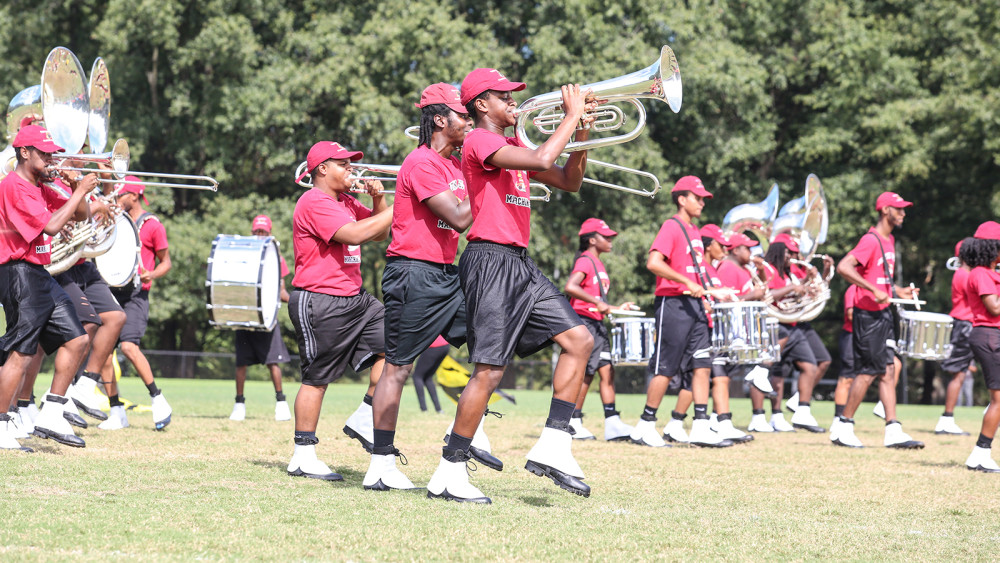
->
63;411;88;429
524;460;590;497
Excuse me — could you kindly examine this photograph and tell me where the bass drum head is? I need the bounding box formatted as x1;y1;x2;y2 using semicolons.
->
259;239;280;330
94;214;140;287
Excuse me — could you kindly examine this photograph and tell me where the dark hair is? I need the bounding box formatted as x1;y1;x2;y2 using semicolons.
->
764;242;790;276
417;103;454;148
579;232;598;253
671;190;691;207
465;90;491;123
962;238;1000;269
701;236;715;249
15;146;27;164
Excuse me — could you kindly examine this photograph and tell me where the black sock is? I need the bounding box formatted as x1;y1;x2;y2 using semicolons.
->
753;409;765;415
447;432;473;452
146;382;160;397
293;431;318;446
671;410;687;421
276;392;286;402
976;433;993;449
572;409;583;419
603;403;617;418
718;412;732;422
641;404;658;421
16;399;30;409
373;429;395;449
834;404;845;418
943;411;954;417
840;417;854;424
799;401;811;408
547;398;576;425
363;394;373;406
885;419;899;426
109;394;123;408
235;395;246;403
693;404;708;420
82;370;101;382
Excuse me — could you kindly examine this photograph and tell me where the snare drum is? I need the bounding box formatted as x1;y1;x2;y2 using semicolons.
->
897;310;954;360
206;234;281;331
610;318;656;366
710;301;770;364
94;213;141;287
764;317;781;363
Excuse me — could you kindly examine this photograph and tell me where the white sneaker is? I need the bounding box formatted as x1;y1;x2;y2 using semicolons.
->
427;450;491;503
152;393;172;430
363;447;416;490
287;444;342;480
7;411;28;439
965;446;1000;473
70;377;108;421
746;366;773;393
770;412;796;432
934;415;969;436
708;413;719;432
98;406;126;430
832;420;864;448
118;405;130;428
884;422;924;449
569;416;596;440
343;401;374;452
229;403;246;421
872;401;886;419
603;414;633;441
829;417;842;442
25;403;40;423
662;418;690;444
790;406;826;433
748;414;775;433
689;418;734;448
785;392;799;413
629;418;667;447
443;415;503;471
17;408;35;435
525;426;590;497
33;395;85;447
275;400;291;421
1;417;30;451
716;418;753;443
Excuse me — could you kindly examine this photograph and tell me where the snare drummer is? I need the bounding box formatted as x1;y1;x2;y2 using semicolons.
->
834;191;922;449
228;215;292;423
961;222;1000;472
563;218;635;442
285;141;391;482
935;238;976;436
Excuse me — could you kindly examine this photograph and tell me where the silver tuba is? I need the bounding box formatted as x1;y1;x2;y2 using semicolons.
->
721;182;780;246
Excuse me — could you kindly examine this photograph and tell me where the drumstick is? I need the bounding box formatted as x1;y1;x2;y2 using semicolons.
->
909;283;920;311
588;308;646;317
889;298;926;306
683;288;737;299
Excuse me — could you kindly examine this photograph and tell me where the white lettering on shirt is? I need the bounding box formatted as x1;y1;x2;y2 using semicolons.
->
505;194;531;208
437;219;455;231
35;244;50;254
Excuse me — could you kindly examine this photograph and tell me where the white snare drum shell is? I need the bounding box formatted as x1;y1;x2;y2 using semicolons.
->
897;310;954;361
207;234;281;331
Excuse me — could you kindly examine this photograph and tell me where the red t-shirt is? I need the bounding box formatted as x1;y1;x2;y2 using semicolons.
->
461;128;535;248
278;253;290;278
137;214;169;291
790;262;808;282
949;268;973;322
429;335;449;348
967;266;1000;328
715;258;753;297
842;284;857;332
762;261;788;291
0;173;66;265
291;188;372;296
387;145;466;263
38;179;88;267
649;215;708;297
848;228;895;312
569;251;610;321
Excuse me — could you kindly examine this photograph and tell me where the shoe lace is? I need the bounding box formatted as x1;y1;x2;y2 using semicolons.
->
484;408;504;419
392;447;408;466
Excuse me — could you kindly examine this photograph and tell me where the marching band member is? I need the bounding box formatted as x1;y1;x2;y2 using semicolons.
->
367;83;477;491
229;215;292;422
784;250;834;424
962;222;1000;472
833;192;922;449
935;238;975;436
631;177;730;448
285;141;391;481
0;125;94;450
563;218;635;442
426;69;596;503
100;179;174;431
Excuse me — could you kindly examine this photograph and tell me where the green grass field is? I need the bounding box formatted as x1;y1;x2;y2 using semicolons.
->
2;377;998;562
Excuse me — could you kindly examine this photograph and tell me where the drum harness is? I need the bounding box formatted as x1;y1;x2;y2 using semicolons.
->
865;231;902;338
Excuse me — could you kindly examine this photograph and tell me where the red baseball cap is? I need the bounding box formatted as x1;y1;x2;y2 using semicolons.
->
699;223;727;245
772;232;800;253
954;240;963;257
460;68;526;105
725;232;759;249
875;191;913;211
296;141;363;183
252;215;272;234
671;175;713;198
415;83;466;114
117;176;148;204
974;221;1000;240
12;125;64;153
578;218;617;237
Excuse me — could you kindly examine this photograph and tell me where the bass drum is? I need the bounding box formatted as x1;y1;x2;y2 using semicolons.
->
206;234;280;331
94;213;141;287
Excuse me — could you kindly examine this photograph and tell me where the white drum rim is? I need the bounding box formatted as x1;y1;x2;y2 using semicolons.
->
899;310;954;322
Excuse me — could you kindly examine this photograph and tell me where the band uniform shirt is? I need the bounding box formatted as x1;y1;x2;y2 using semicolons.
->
847;228;895;312
949;267;973;322
291;188;372;296
387;145;466;264
715;259;753;298
967;266;1000;328
842;284;857;333
461;128;536;248
137;214;168;291
430;334;449;348
41;179;87;268
649;214;707;297
0;172;65;265
569;250;609;321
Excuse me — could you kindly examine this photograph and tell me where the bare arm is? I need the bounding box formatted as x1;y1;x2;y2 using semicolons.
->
279;276;289;303
43;174;97;235
564;270;610;314
332;208;393;246
647;250;704;298
983;294;1000;317
425;190;472;231
837;254;888;304
140;247;171;284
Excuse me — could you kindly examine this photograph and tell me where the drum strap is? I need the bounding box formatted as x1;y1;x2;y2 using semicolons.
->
135;212;157;232
671;217;713;290
865;231;895;298
581;253;608;303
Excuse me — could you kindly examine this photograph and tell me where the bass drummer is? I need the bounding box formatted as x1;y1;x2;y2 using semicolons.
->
228;214;292;423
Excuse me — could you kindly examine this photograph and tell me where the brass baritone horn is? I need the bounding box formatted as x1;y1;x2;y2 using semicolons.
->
294;161;397;194
51;138;218;192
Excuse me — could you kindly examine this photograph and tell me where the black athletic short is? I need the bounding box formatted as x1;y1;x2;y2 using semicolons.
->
969;326;1000;390
459;242;581;366
578;315;612;375
235;326;291;367
798;322;832;363
780;324;817;367
711;361;747;380
852;307;894;376
941;319;975;374
289;288;384;386
838;329;856;379
116;288;150;345
648;295;712;379
0;261;87;360
55;261;124;326
381;257;467;366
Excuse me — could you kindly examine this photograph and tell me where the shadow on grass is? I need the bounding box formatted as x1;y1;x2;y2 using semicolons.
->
519;495;553;507
21;441;63;454
182;415;233;420
249;458;286;470
912;460;958;469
